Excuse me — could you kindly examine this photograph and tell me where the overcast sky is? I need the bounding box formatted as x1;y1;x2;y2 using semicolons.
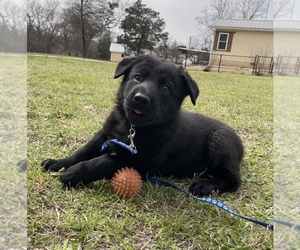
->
10;0;300;46
127;0;300;46
129;0;211;45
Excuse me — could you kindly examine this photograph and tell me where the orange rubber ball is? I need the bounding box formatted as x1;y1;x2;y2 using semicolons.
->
111;167;143;198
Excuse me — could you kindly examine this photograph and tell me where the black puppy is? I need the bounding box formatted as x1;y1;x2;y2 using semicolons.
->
42;55;243;196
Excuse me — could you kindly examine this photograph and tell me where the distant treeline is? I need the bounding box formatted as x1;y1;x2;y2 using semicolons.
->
0;1;26;53
27;0;121;59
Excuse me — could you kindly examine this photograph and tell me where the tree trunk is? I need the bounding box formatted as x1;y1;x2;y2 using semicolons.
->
80;0;86;58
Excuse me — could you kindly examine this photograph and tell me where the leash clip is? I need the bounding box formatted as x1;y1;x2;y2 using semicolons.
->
101;124;138;155
128;125;136;150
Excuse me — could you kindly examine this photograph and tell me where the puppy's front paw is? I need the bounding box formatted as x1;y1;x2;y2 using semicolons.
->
59;163;85;187
41;159;66;172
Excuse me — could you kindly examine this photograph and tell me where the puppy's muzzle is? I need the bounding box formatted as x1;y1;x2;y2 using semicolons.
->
133;93;150;107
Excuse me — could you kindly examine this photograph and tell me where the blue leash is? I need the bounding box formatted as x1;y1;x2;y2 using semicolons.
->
101;138;300;231
274;219;300;231
147;177;300;231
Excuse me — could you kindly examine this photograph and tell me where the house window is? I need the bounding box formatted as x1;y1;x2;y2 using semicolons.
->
213;31;235;52
217;33;229;50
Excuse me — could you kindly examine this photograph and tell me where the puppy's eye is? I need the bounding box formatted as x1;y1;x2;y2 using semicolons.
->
162;85;170;92
134;74;142;82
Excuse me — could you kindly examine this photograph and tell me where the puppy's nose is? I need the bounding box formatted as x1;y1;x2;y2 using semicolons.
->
133;93;150;106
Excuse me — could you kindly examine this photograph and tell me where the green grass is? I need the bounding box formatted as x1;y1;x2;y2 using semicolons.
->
0;54;27;248
28;54;273;249
274;76;300;249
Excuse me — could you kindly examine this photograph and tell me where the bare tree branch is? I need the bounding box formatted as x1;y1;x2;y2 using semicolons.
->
62;0;121;57
27;0;61;53
0;0;26;52
274;0;294;19
236;0;268;20
195;0;268;49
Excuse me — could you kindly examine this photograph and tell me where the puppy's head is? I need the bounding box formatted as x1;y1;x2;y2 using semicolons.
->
114;55;200;127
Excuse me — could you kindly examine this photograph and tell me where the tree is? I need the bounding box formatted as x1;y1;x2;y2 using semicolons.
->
274;0;294;19
61;0;120;58
97;31;111;60
117;0;168;56
27;0;61;53
0;0;26;52
196;0;268;49
236;0;267;20
42;0;61;53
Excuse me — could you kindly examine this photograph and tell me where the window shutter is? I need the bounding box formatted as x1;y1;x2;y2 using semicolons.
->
213;31;219;51
213;31;235;52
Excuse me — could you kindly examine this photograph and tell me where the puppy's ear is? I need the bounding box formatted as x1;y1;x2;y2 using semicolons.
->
181;71;200;105
114;57;138;79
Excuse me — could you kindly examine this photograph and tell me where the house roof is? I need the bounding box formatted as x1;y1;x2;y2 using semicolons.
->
213;19;300;32
212;19;273;31
274;20;300;31
109;43;125;53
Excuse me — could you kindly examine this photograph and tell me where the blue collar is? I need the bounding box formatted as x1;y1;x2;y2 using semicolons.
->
101;125;138;155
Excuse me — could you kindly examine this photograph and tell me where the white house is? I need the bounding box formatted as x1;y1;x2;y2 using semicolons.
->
109;43;125;62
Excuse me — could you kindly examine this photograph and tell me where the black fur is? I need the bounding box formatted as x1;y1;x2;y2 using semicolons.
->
41;55;243;196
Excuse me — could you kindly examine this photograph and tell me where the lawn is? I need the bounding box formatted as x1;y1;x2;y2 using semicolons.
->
0;54;27;249
274;76;300;249
28;54;274;249
0;53;27;249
